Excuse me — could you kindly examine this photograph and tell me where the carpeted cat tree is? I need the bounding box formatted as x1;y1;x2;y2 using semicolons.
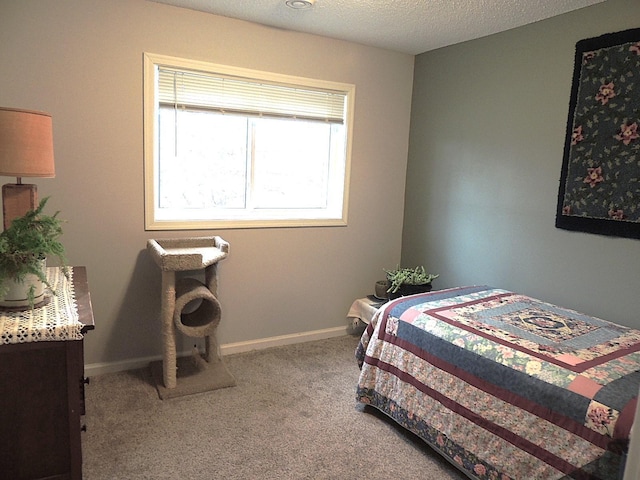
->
147;236;236;399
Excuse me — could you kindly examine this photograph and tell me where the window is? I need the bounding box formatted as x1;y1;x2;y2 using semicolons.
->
143;53;355;230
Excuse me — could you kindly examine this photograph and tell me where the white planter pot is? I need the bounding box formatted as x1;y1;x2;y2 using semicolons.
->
0;262;46;308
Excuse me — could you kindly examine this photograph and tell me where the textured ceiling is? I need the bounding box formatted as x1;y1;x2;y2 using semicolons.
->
150;0;606;55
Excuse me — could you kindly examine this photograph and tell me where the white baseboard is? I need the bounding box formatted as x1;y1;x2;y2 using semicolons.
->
219;325;348;355
84;325;349;377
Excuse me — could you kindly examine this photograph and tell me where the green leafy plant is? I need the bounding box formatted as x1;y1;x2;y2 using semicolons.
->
0;197;67;307
384;265;439;294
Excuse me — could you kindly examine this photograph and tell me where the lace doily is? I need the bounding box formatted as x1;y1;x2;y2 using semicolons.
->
0;267;83;344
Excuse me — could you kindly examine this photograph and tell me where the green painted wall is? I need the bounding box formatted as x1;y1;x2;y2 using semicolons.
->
405;0;640;328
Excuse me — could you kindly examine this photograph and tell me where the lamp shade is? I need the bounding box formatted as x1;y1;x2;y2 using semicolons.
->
0;107;55;178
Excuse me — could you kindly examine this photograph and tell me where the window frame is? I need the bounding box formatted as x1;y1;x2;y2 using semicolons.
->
143;52;355;231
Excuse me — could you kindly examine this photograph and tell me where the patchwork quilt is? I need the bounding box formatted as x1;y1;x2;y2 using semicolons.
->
356;286;639;479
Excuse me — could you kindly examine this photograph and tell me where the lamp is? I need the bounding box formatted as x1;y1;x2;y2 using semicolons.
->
0;107;55;230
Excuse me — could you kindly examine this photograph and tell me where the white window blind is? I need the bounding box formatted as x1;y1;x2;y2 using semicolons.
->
158;67;347;124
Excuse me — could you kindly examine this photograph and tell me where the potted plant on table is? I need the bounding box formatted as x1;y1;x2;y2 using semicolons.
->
384;265;439;300
0;197;67;309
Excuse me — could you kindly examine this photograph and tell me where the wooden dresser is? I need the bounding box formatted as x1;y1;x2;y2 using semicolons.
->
0;266;94;480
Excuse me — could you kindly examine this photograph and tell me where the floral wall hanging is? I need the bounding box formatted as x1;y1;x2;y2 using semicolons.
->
556;28;640;239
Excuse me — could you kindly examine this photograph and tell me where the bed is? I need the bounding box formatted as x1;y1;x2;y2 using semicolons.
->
355;286;639;480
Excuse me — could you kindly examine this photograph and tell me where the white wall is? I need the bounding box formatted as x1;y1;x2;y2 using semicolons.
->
0;0;414;371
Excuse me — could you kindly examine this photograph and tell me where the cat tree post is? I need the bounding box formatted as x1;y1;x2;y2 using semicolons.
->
160;269;177;388
147;236;235;398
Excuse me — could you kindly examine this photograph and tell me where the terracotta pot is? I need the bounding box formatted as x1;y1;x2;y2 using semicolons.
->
374;280;389;299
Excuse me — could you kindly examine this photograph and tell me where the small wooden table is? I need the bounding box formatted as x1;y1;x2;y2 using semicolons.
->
347;296;387;328
0;266;94;480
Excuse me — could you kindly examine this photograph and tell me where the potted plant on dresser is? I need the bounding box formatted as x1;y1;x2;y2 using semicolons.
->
0;197;66;309
384;265;439;300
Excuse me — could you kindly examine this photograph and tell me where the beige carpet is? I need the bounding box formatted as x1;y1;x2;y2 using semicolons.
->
82;334;469;480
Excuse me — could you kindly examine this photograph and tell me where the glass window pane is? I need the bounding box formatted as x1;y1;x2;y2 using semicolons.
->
158;108;248;209
252;118;331;209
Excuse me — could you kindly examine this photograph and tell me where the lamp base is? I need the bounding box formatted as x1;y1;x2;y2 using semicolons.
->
2;183;38;230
